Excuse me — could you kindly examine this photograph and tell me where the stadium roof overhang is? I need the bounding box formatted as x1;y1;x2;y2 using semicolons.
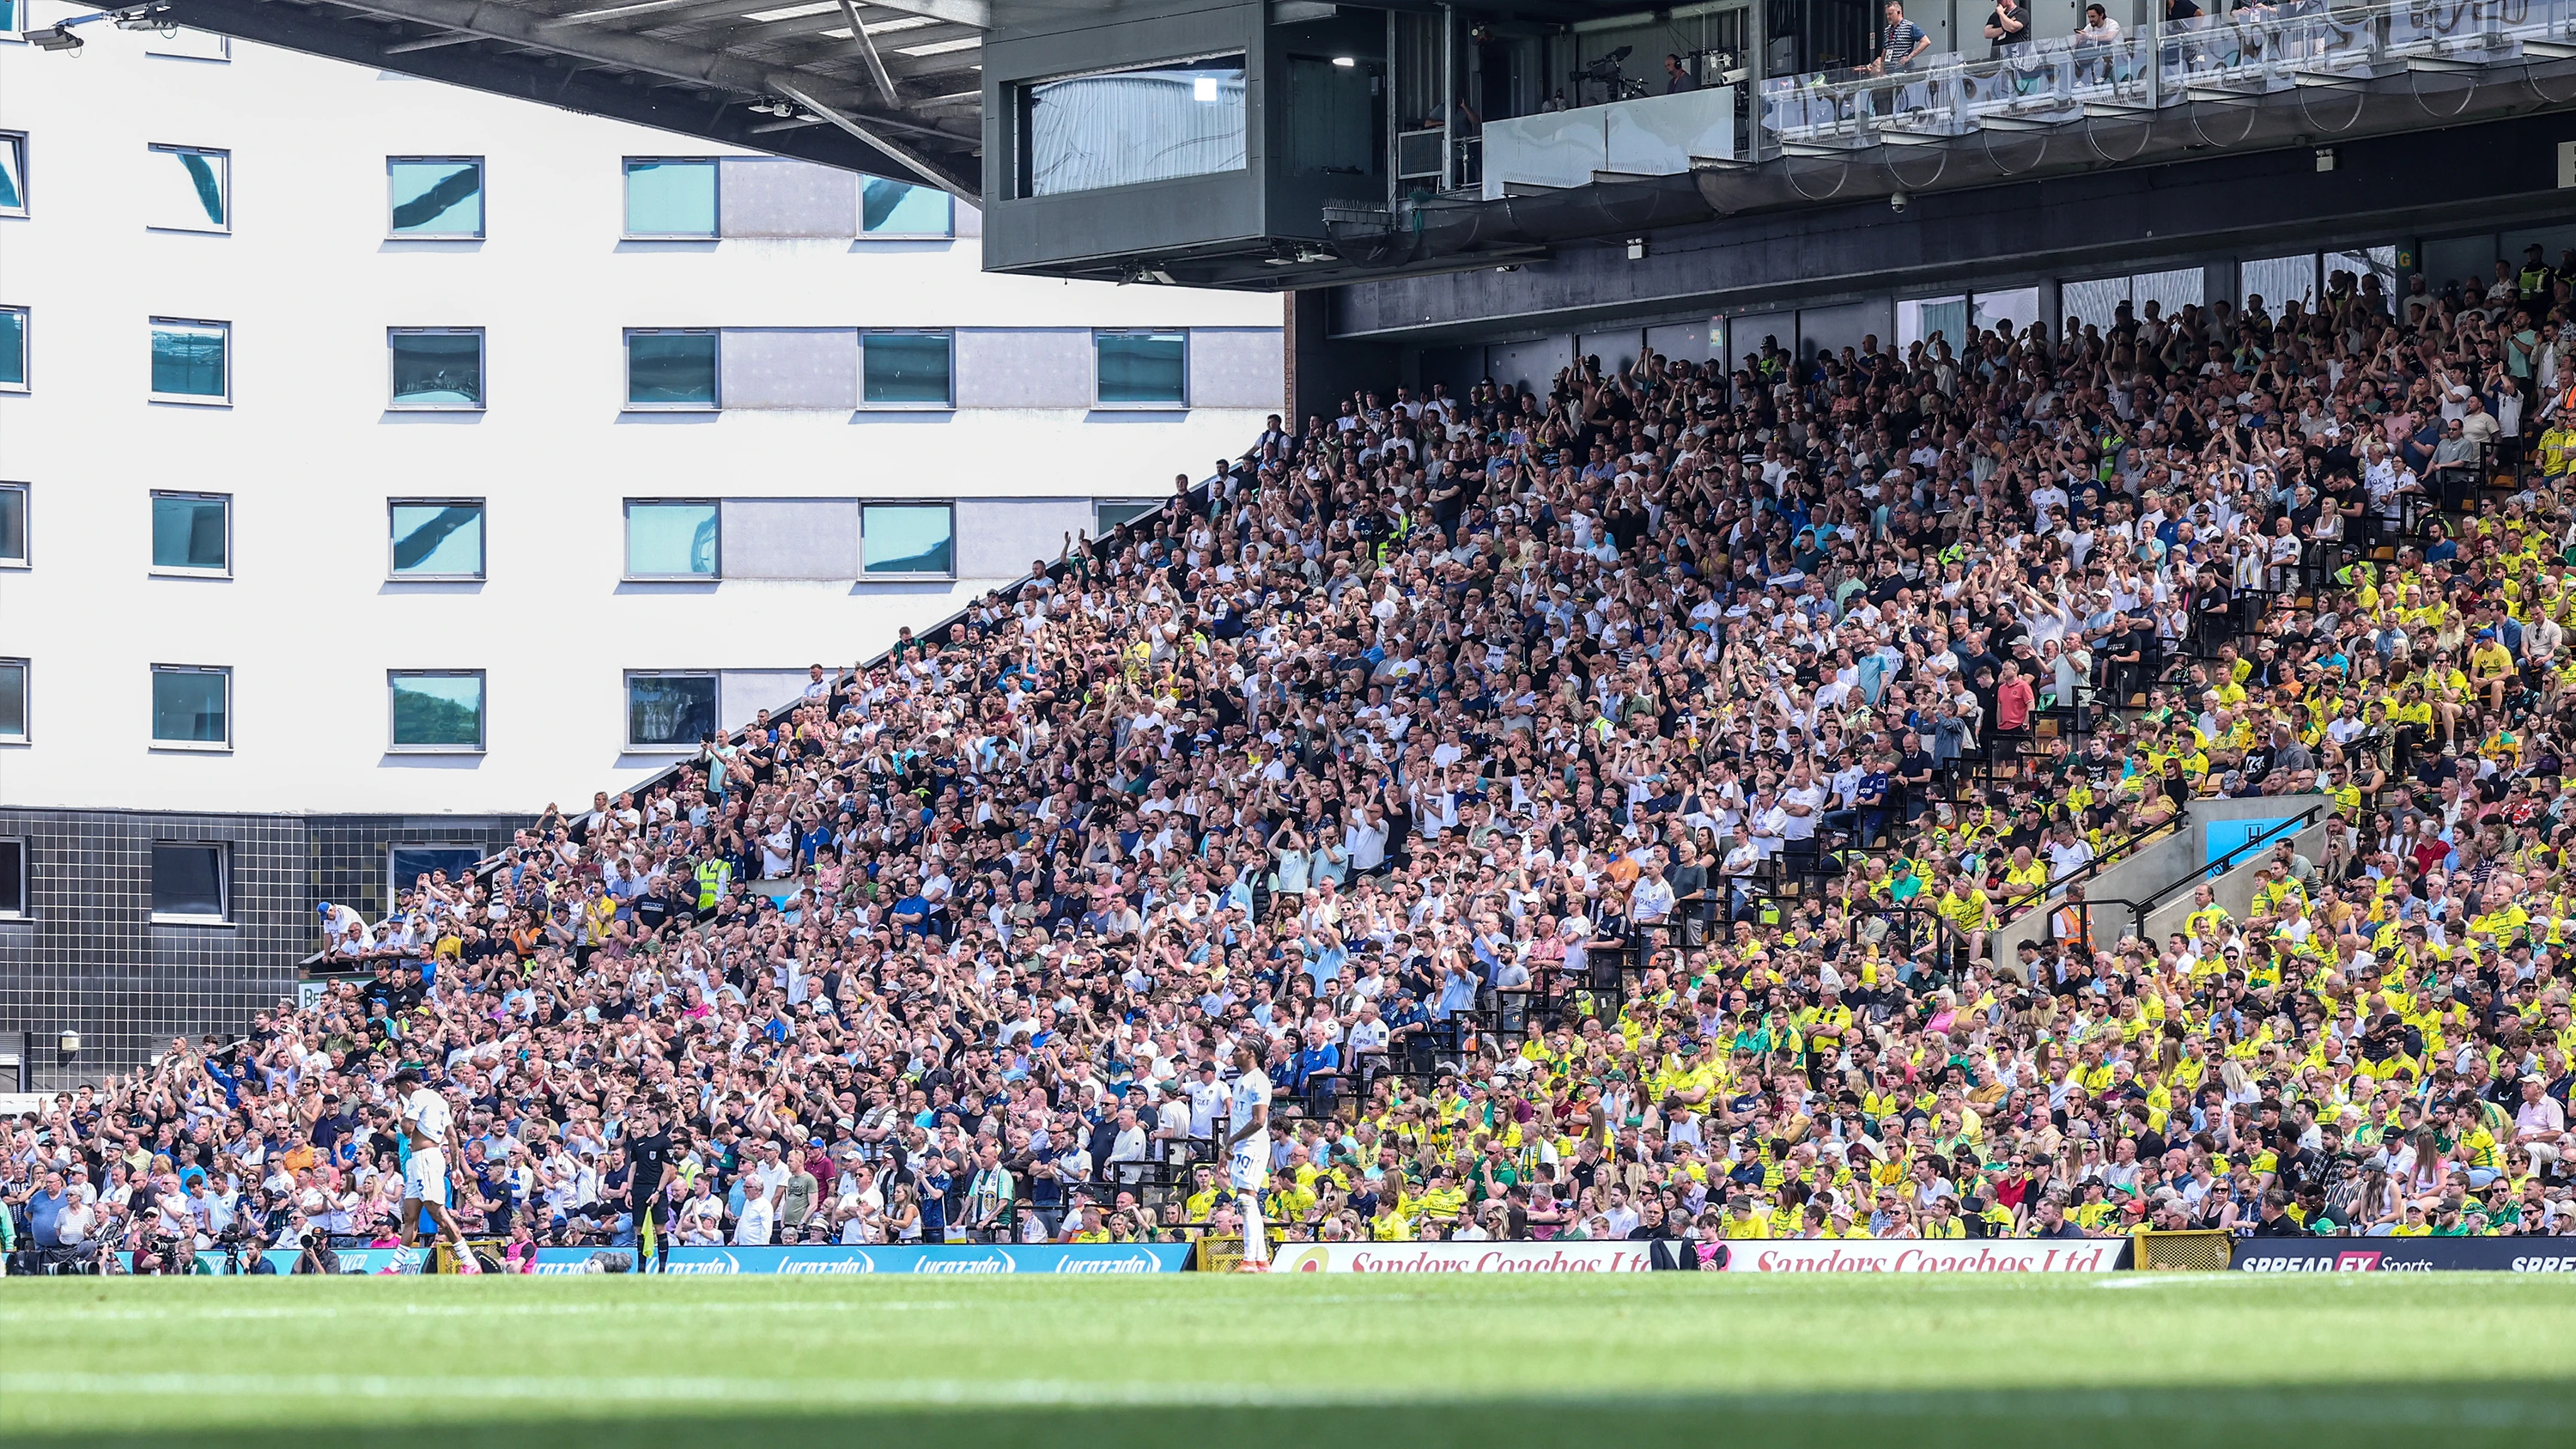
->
58;0;2576;290
69;0;1005;197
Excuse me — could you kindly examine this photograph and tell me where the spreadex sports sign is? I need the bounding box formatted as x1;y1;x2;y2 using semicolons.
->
1720;1241;2130;1273
1274;1243;1655;1273
2233;1239;2576;1273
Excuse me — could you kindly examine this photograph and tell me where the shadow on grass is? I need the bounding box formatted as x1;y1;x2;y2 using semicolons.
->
8;1384;2567;1449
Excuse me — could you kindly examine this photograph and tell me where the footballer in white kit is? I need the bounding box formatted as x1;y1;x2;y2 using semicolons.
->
1226;1063;1272;1191
392;1065;473;1271
1224;1044;1273;1269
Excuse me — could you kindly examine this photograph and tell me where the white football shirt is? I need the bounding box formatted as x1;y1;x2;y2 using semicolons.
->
1230;1069;1273;1142
403;1087;453;1148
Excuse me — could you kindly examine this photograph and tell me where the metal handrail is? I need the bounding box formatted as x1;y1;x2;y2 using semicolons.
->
2131;801;2328;922
1990;811;2180;926
1759;0;2574;151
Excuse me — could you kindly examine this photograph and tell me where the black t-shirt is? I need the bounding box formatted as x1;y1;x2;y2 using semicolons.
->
627;1129;674;1193
1986;3;2026;52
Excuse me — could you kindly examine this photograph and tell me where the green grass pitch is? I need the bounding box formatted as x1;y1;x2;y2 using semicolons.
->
4;1274;2573;1448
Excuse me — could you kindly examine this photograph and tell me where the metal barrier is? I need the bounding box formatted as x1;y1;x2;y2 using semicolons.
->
2131;1229;2235;1271
1758;0;2575;155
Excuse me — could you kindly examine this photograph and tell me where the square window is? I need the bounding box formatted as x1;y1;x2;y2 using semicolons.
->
1018;56;1248;198
389;327;484;409
391;844;483;905
145;144;228;233
150;665;229;748
0;484;24;565
150;843;228;922
1095;330;1188;407
387;157;483;237
860;177;952;236
0;307;22;391
625;158;718;237
625;671;717;749
149;318;228;403
150;491;230;575
389;670;486;752
1096;499;1163;535
0;132;24;216
860;331;952;406
390;500;484;579
624;500;719;577
861;502;953;576
0;839;24;917
625;330;719;408
0;658;22;742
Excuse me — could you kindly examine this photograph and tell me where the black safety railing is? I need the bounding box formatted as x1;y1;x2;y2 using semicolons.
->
2125;801;2328;933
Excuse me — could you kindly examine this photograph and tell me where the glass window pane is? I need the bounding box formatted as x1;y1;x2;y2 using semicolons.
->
146;146;227;230
0;135;24;214
861;178;951;235
2130;267;2204;320
627;502;719;576
626;332;718;406
2239;255;2318;320
1096;332;1187;405
1896;295;1965;349
0;308;22;388
1096;500;1162;534
388;158;483;236
1970;288;2042;336
0;840;23;916
626;159;718;236
391;845;483;903
2325;247;2400;314
1022;56;1248;198
391;502;484;577
0;661;23;740
151;668;228;745
628;673;717;747
150;321;227;399
391;673;484;749
151;494;228;572
862;332;951;405
862;502;953;575
0;487;24;564
151;844;224;918
390;330;483;408
2059;278;2127;334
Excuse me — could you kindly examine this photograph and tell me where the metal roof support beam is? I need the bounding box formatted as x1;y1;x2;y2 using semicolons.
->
381;27;481;49
773;81;973;197
841;0;981;27
836;0;902;107
308;0;854;100
538;0;707;28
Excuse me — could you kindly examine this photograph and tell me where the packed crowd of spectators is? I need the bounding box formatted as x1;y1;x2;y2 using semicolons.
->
9;253;2576;1274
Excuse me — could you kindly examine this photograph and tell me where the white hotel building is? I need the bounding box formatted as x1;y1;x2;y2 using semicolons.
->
0;8;1285;1080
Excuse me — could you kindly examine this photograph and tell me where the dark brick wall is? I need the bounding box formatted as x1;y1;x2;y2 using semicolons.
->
306;813;531;927
0;808;528;1087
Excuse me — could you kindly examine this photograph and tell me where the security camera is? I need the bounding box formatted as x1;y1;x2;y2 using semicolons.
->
1889;191;1910;213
